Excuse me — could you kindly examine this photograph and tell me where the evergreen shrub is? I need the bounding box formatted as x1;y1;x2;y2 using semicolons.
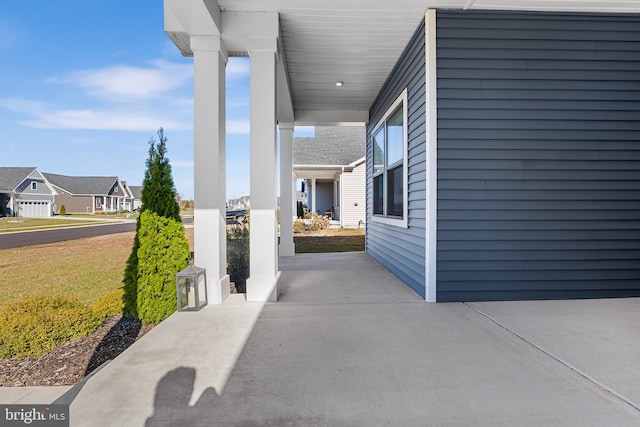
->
0;296;101;359
134;210;190;324
91;288;125;318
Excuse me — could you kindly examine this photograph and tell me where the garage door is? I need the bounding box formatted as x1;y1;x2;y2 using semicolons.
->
18;201;51;218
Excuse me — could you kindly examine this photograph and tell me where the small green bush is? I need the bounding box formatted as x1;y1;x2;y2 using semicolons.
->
59;204;66;216
227;224;250;293
134;210;190;324
0;296;102;359
91;289;124;318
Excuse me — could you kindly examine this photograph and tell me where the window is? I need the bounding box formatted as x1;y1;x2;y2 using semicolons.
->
31;182;37;190
96;197;102;208
371;89;408;227
113;187;118;193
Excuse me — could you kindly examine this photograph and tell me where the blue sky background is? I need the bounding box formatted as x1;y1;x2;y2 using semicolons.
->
0;1;308;200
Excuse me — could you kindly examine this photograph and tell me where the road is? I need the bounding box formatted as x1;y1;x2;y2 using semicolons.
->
0;222;137;250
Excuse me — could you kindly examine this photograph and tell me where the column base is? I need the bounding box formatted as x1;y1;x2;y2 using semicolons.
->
209;274;231;305
246;272;281;302
279;242;295;257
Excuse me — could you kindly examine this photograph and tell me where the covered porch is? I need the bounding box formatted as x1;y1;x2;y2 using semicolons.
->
163;0;426;303
164;0;640;305
59;251;640;425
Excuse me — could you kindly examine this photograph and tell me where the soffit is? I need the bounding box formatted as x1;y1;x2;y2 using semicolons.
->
215;1;640;124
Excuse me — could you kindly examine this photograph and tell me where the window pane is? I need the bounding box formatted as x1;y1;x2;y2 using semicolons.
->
386;107;403;167
373;127;384;175
387;165;403;217
373;174;384;215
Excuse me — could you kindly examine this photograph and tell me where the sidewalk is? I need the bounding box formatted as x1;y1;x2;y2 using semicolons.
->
6;252;640;426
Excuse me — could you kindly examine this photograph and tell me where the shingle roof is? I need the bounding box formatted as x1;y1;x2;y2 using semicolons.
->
43;173;118;195
0;167;38;192
128;185;143;199
293;126;365;166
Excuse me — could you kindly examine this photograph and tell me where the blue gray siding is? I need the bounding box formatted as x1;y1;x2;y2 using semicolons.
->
436;11;640;301
367;20;426;297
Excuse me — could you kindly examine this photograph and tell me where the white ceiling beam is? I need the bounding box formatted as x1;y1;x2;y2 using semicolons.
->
221;12;279;53
294;110;369;126
165;0;223;56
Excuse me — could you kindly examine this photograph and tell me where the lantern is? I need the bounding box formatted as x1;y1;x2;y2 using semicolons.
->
176;263;207;311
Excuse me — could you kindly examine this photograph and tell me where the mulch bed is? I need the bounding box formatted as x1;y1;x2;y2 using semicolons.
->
0;316;153;387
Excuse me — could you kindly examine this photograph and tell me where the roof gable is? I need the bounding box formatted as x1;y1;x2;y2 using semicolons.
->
0;167;38;192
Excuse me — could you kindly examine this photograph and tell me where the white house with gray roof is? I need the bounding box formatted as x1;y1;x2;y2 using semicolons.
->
294;126;365;228
0;167;56;217
44;173;132;214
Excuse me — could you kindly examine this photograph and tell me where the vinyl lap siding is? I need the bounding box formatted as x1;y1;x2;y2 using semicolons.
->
341;162;366;228
436;11;640;301
367;20;426;297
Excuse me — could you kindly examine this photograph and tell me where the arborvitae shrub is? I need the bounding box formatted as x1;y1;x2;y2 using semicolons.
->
134;210;190;324
59;204;66;216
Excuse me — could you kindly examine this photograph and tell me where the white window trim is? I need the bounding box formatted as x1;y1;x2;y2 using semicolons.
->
371;88;409;228
31;182;37;190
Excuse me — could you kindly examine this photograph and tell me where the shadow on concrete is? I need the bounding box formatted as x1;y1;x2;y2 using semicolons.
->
144;367;220;427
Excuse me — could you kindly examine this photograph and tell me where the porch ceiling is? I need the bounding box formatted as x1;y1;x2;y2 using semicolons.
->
173;1;640;126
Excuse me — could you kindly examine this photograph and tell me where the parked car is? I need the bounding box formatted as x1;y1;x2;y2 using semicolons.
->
226;209;247;225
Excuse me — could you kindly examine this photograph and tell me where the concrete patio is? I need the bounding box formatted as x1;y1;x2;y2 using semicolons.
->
50;252;640;425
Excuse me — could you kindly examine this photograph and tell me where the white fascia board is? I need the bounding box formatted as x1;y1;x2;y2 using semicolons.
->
424;0;640;13
347;157;366;168
295;110;369;126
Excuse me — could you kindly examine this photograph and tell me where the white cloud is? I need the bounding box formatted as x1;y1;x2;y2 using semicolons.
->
0;98;189;131
55;60;193;102
227;58;250;80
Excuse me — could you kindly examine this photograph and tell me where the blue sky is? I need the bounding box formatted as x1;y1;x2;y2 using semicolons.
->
0;1;304;200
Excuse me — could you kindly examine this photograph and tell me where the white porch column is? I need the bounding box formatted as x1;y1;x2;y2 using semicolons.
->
191;35;230;305
311;178;317;215
246;42;280;302
279;122;295;257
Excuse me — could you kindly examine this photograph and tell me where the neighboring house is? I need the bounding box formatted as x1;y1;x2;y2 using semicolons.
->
165;1;640;304
125;184;143;211
0;167;55;217
294;126;365;228
44;173;130;214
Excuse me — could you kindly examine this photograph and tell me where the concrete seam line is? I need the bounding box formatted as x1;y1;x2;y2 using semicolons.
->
463;302;640;414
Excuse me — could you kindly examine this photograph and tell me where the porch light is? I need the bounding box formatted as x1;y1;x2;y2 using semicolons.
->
176;262;207;311
335;81;344;87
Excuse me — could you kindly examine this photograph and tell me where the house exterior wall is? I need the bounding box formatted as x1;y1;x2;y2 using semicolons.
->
366;20;427;297
435;11;640;301
53;189;95;214
341;162;366;227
